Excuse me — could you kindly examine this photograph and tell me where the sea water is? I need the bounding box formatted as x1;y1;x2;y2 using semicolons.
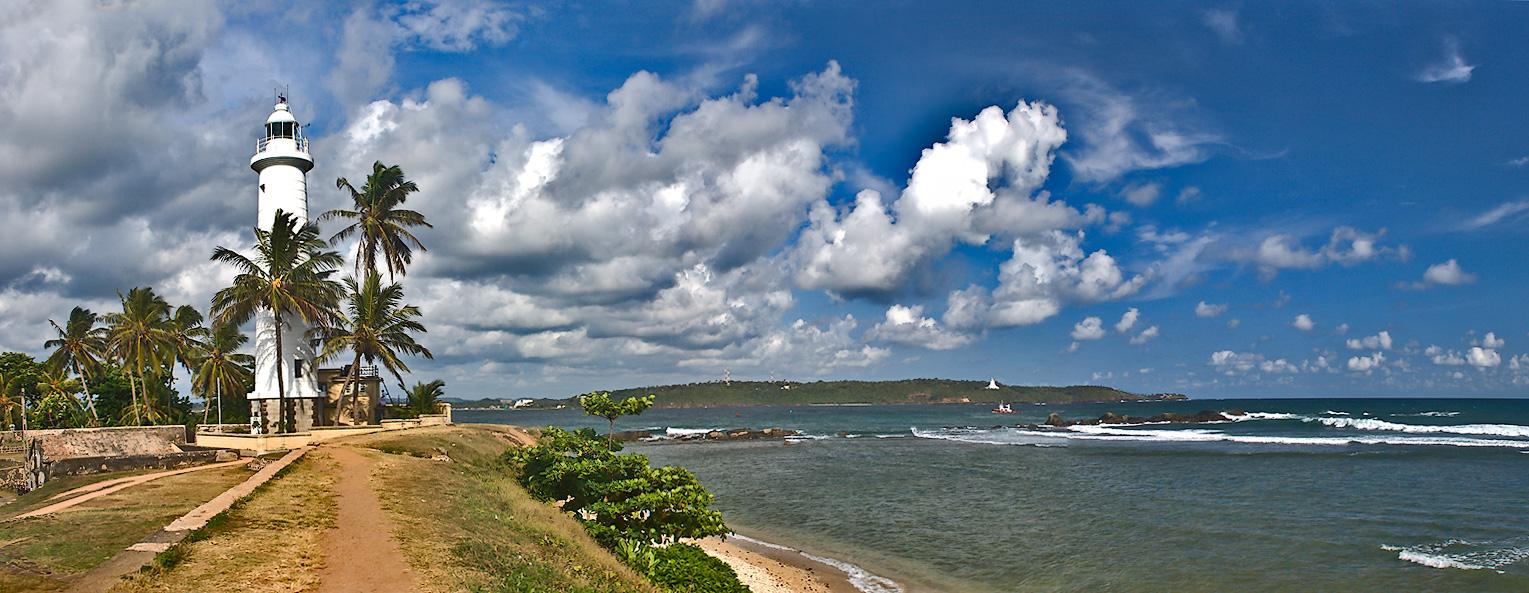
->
459;398;1529;592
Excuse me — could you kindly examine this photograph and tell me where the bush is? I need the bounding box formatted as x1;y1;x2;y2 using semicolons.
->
645;543;749;593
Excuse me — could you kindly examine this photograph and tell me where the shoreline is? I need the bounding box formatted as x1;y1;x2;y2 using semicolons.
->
697;533;905;593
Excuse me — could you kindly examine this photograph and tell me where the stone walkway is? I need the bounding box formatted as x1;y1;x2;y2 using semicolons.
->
317;446;417;593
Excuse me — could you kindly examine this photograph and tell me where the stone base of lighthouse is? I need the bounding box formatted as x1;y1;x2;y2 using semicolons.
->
249;397;325;434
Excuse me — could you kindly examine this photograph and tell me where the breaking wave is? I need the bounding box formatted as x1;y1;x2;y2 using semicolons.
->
1313;417;1529;438
909;425;1529;449
1381;540;1529;572
1393;411;1461;417
729;534;904;593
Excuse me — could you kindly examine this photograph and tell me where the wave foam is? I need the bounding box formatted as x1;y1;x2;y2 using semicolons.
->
1381;540;1529;572
665;427;720;437
1225;412;1302;421
1314;417;1529;438
911;425;1529;449
729;534;904;593
1394;411;1461;417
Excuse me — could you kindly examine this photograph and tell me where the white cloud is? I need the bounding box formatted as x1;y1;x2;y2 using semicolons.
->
1175;186;1203;204
1420;259;1477;287
1202;8;1242;44
1194;301;1227;317
1226;318;1241;329
1129;325;1160;345
1244;227;1395;279
1209;350;1294;375
1345;330;1393;351
1467;347;1501;369
1120;182;1161;207
1335;323;1350;335
1059;73;1221;183
793;101;1084;296
866;305;973;351
1477;332;1505;349
1426;345;1467;366
1458;200;1529;230
1347;352;1385;373
1071;316;1106;341
984;231;1145;327
1292;314;1315;332
395;0;521;51
1416;38;1475;84
1115;308;1140;333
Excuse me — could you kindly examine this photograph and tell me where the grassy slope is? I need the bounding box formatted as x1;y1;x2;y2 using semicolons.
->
608;379;1153;408
110;455;337;593
349;425;659;593
0;465;253;593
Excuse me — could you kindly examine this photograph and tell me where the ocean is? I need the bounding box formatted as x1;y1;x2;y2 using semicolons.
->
458;398;1529;592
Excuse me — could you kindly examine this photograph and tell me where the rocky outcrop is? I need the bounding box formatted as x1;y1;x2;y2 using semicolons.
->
1044;410;1231;427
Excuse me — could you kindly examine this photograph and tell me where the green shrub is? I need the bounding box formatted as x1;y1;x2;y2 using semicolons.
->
644;543;749;593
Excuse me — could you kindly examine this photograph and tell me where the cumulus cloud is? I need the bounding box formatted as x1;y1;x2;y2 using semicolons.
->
1071;316;1106;341
1347;352;1385;373
330;1;522;107
1292;314;1315;332
1115;308;1140;333
1194;301;1227;317
325;64;877;377
1346;330;1393;351
1404;259;1476;289
1208;350;1294;375
1425;345;1466;366
1243;227;1396;280
1120;182;1162;207
866;305;973;351
982;231;1145;327
1477;332;1505;349
1466;347;1501;369
1129;325;1160;345
1416;38;1475;84
793;101;1083;296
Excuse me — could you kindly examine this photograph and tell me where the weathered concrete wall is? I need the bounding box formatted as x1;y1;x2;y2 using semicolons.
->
46;450;230;478
27;425;187;459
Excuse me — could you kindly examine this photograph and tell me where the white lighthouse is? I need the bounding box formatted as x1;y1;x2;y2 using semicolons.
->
248;96;323;433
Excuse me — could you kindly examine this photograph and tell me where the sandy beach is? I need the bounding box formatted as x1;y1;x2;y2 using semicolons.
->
696;536;865;593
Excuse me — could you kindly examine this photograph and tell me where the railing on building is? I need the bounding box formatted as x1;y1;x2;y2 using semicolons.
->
256;134;310;153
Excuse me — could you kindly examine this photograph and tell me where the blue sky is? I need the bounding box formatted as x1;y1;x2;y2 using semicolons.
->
2;1;1527;398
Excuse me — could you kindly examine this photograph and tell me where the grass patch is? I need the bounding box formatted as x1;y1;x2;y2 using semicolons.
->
0;465;252;593
109;454;337;593
361;425;659;593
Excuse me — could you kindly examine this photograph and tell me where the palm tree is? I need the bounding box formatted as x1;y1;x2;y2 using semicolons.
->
165;305;210;411
211;209;343;433
43;307;107;425
323;161;431;280
103;287;175;425
191;323;254;426
317;272;432;424
406;379;445;416
0;372;20;430
33;371;85;428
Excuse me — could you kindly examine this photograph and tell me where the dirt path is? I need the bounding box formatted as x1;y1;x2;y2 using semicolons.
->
318;446;417;593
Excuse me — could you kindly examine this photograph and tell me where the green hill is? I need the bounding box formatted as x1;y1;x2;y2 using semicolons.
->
599;379;1185;408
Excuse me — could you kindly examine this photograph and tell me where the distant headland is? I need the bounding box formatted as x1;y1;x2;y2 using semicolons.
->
448;379;1188;410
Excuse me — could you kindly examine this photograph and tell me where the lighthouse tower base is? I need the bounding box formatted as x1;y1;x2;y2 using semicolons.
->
249;398;325;434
